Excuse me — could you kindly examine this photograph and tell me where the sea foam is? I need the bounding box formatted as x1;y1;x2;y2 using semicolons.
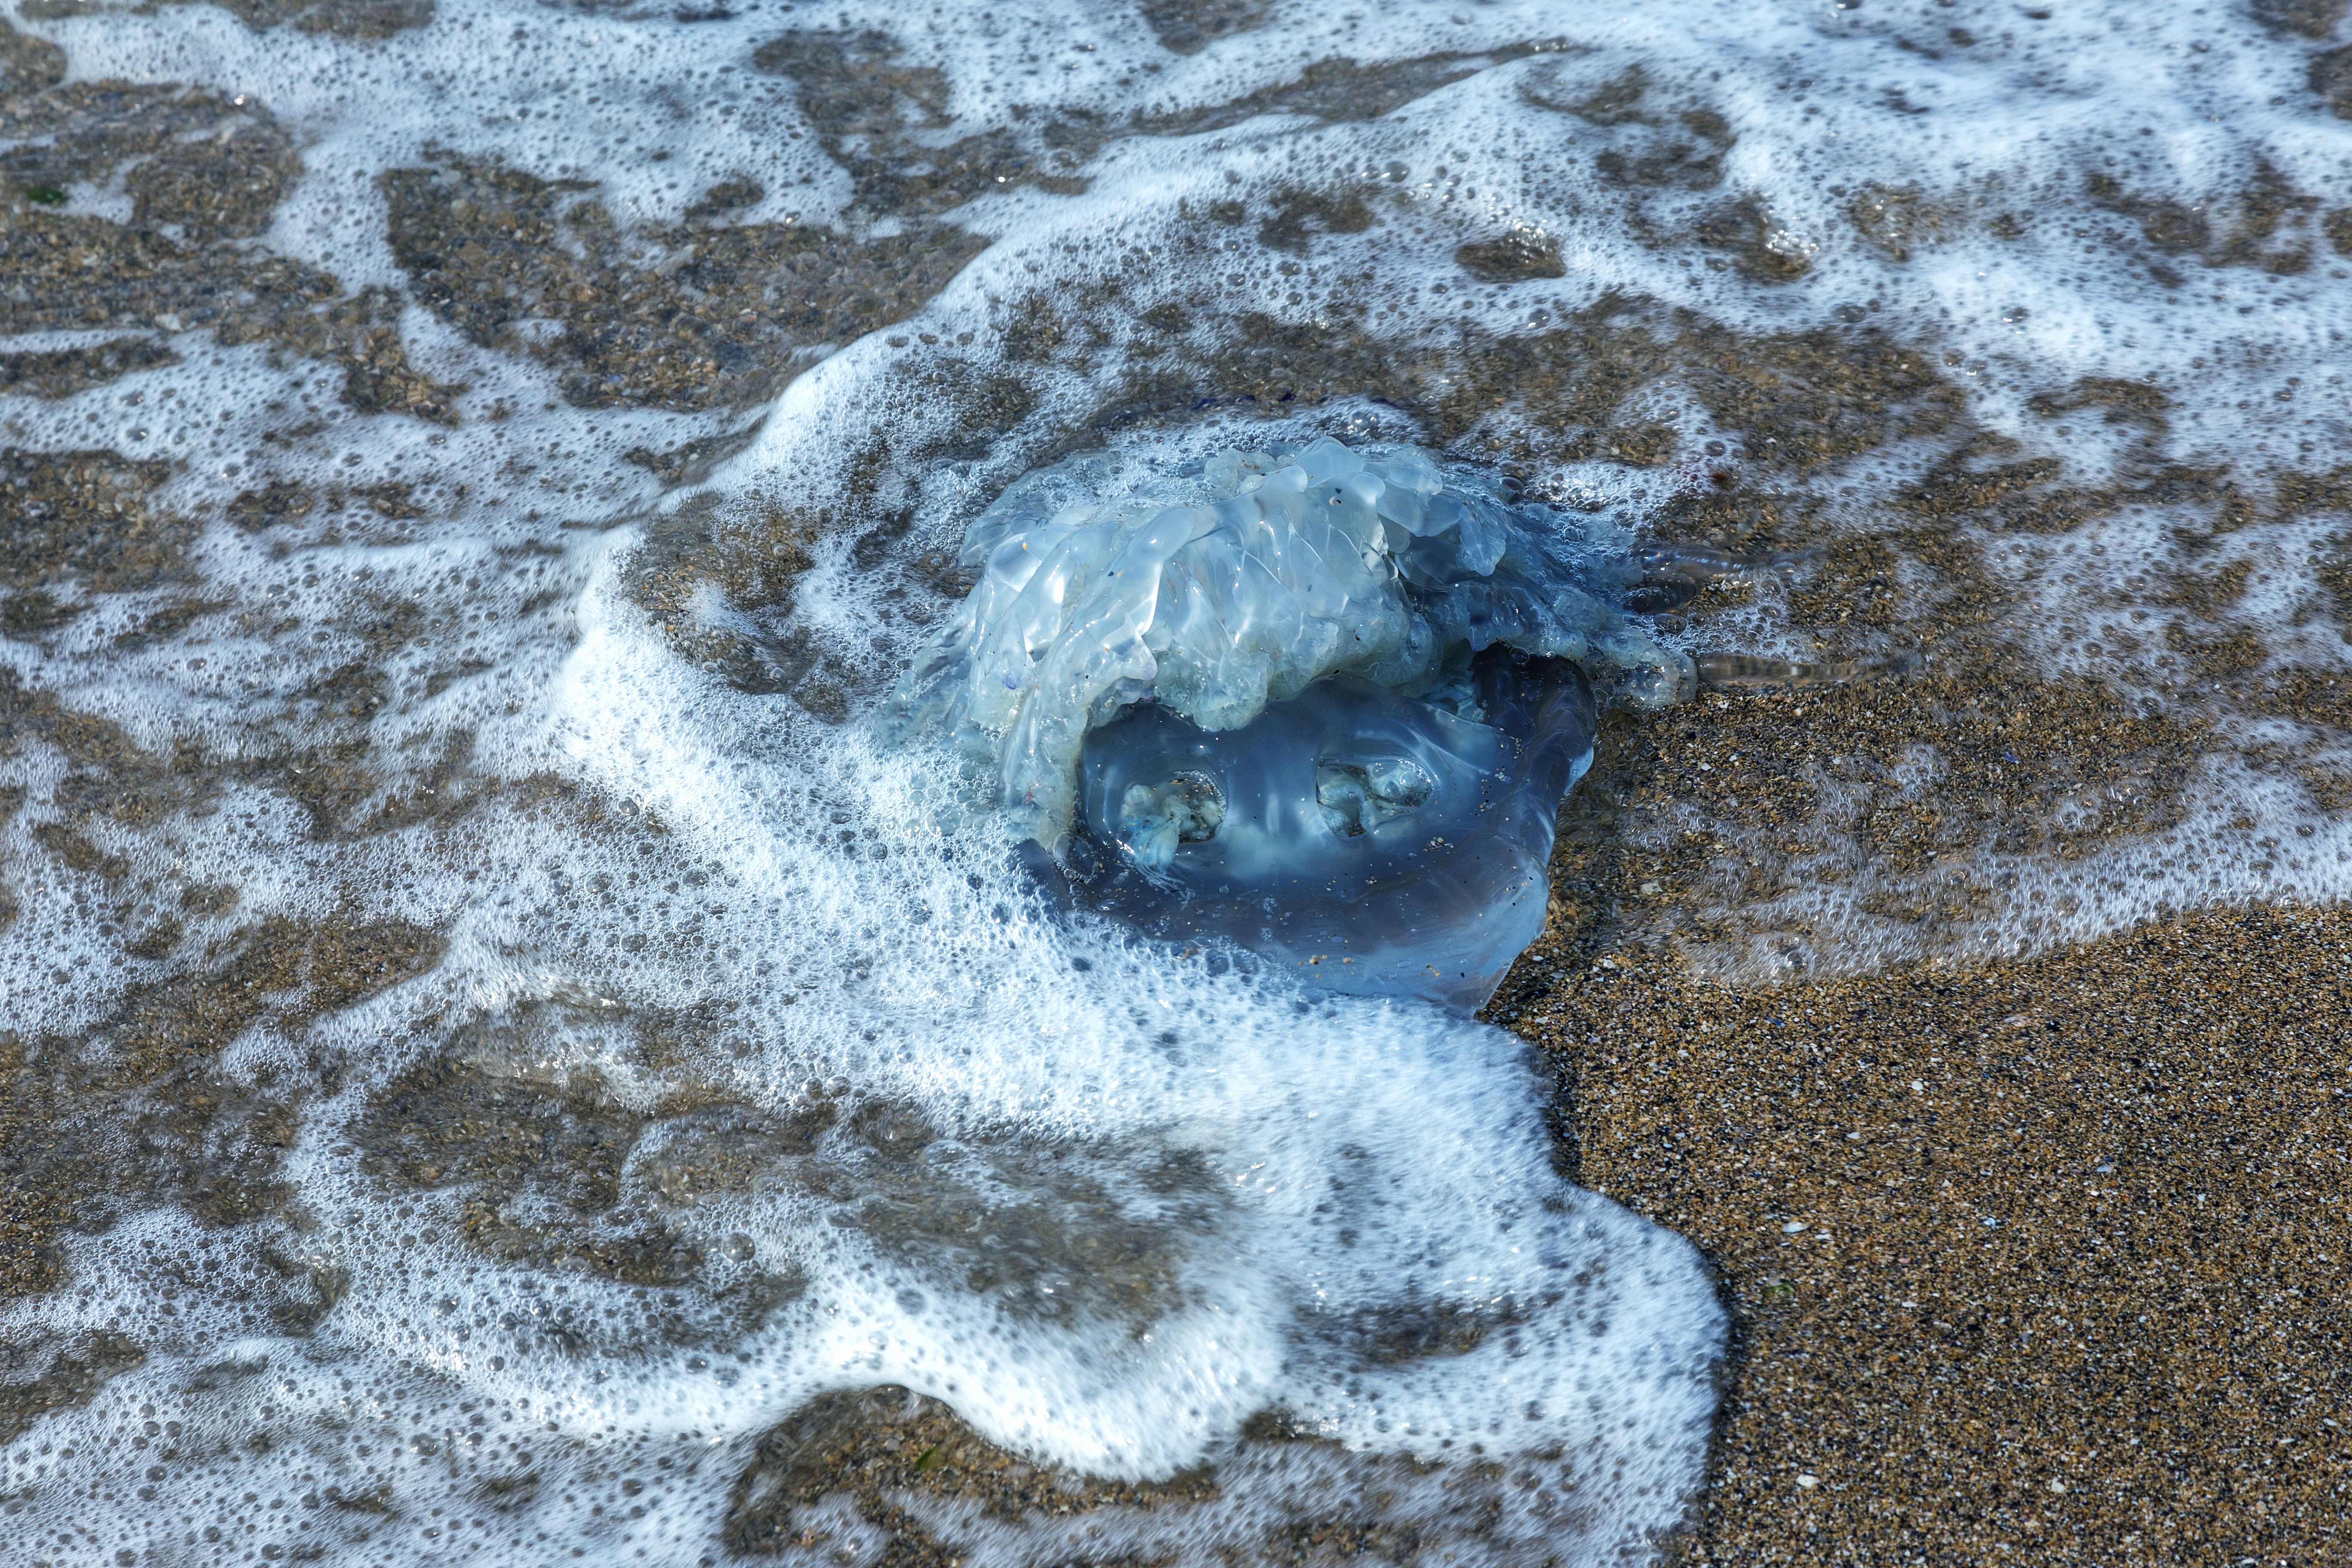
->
5;0;2352;1564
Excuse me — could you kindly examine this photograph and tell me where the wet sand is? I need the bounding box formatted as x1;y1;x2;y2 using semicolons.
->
6;10;2350;1556
1507;816;2351;1564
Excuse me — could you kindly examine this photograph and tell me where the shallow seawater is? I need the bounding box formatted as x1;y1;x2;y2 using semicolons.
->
3;1;2351;1565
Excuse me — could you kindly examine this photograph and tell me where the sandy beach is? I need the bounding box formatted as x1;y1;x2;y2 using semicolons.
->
1520;895;2349;1564
6;2;2352;1562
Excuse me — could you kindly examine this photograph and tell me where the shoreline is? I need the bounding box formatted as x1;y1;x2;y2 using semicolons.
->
3;3;2348;1555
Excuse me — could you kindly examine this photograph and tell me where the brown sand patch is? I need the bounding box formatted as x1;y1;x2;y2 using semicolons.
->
1502;904;2352;1566
1;914;444;1295
381;151;985;413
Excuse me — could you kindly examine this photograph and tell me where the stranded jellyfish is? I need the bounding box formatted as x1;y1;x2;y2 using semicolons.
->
884;436;1694;1008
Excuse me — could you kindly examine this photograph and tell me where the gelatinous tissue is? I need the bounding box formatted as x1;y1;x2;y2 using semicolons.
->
885;437;1691;1005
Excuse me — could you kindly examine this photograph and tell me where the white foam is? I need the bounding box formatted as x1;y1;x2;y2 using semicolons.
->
9;0;2352;1560
0;545;1725;1562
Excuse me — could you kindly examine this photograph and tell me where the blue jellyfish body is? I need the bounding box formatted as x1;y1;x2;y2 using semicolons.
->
1069;651;1596;1009
885;436;1686;1009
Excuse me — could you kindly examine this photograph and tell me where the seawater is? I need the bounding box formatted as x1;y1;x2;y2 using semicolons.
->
3;1;2349;1564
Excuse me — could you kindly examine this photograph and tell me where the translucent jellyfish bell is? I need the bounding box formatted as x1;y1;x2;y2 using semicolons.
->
882;437;1692;1008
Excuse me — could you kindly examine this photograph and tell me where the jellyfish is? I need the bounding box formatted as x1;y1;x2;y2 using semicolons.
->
882;435;1695;1009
